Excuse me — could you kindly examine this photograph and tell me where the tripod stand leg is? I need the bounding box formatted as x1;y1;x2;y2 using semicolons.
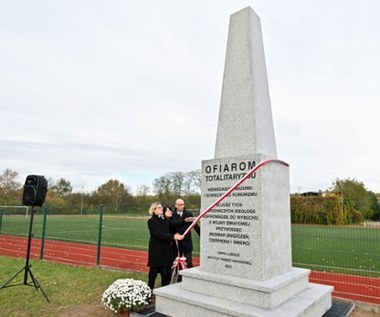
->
0;266;25;289
1;206;50;303
27;267;50;303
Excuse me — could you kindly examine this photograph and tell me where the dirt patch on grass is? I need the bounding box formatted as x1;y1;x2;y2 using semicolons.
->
351;307;380;316
57;303;114;317
351;303;380;317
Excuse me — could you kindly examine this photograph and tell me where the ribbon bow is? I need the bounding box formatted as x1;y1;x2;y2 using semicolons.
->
171;255;187;284
171;240;188;283
171;256;187;270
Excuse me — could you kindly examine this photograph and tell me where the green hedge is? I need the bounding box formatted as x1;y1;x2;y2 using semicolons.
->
291;195;364;225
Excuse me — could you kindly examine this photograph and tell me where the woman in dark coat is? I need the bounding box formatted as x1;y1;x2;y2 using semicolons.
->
163;206;177;263
147;201;183;290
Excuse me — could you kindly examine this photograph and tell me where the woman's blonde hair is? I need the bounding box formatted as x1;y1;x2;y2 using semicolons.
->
148;201;161;215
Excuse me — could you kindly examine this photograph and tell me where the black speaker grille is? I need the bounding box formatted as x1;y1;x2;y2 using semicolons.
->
22;186;37;205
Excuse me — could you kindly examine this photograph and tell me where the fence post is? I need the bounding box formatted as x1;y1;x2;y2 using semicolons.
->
96;205;104;266
40;206;49;260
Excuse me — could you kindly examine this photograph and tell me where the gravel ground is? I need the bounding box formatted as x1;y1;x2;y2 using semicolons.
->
350;302;380;317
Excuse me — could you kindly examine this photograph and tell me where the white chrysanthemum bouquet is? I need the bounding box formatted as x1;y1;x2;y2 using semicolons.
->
102;278;152;313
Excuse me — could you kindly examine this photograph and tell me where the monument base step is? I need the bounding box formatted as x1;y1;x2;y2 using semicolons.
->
131;299;354;317
181;267;310;309
154;282;332;317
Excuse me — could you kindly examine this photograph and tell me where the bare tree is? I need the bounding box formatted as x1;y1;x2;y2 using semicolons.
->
50;178;73;197
170;172;185;196
185;169;201;194
136;185;150;196
153;170;201;196
152;175;171;196
0;168;21;194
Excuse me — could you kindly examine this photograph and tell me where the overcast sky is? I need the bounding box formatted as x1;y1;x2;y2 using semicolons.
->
1;0;379;195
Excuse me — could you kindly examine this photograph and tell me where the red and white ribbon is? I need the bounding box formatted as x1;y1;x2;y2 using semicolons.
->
183;158;289;237
171;240;188;283
171;256;187;270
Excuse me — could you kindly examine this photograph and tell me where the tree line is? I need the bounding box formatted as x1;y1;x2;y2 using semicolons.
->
0;168;201;215
291;179;380;224
0;168;379;222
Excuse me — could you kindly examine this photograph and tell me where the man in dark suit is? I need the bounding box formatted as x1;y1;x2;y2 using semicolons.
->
172;198;200;269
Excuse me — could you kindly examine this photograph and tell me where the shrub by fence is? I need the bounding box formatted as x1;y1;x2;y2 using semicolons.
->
291;195;364;225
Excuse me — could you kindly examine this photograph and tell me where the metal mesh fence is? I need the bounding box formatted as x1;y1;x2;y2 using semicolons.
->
0;208;379;304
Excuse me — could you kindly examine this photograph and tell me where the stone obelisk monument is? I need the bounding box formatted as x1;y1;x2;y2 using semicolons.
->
154;7;332;317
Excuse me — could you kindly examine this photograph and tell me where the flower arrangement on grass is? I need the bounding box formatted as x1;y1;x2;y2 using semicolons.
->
102;278;152;314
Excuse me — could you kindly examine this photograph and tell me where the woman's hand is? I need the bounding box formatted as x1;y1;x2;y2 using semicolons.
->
174;233;184;240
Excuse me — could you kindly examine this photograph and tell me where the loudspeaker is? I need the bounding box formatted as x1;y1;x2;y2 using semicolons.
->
22;175;48;207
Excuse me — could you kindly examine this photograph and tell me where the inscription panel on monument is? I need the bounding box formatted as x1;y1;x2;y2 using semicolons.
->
201;156;262;275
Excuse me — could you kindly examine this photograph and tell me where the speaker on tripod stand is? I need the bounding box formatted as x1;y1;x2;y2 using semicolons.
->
0;175;50;302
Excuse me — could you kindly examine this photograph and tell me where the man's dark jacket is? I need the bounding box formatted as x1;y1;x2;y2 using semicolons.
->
172;208;200;255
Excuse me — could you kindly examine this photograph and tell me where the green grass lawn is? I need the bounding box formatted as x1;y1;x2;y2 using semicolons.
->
0;255;148;317
2;215;380;276
292;224;380;276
